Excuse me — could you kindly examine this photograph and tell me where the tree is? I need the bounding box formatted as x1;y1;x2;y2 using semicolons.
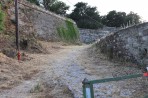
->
103;10;126;27
69;2;87;21
27;0;40;6
115;12;126;27
101;10;141;27
43;0;69;15
43;0;55;10
101;16;107;25
69;2;102;29
106;10;117;27
125;11;141;25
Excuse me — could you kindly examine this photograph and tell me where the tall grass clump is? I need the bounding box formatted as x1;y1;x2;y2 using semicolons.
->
57;19;79;43
0;4;5;31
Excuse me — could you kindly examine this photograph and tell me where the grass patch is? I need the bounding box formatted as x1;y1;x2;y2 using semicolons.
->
57;19;79;43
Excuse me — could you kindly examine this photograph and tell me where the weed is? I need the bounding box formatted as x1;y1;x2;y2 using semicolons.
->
30;83;44;93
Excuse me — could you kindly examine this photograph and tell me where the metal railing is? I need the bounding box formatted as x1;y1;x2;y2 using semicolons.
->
82;73;147;98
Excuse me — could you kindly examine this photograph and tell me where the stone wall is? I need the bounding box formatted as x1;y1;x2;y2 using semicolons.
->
79;28;113;44
97;22;148;66
8;0;76;41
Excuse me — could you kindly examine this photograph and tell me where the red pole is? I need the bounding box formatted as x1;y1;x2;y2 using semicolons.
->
143;72;148;77
15;0;21;61
143;66;148;77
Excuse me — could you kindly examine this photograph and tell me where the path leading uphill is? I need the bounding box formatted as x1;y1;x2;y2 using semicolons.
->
0;44;147;98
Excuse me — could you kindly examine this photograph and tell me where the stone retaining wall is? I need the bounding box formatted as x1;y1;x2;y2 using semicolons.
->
97;22;148;66
8;0;76;41
79;29;111;44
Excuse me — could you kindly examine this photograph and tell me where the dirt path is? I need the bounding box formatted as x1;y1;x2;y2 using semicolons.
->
0;44;147;98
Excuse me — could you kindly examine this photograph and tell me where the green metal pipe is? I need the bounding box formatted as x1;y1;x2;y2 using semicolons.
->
90;74;143;84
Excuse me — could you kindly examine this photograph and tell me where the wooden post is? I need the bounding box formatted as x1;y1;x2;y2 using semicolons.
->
15;0;20;61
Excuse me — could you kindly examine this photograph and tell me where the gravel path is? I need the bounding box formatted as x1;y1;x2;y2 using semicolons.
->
0;45;147;98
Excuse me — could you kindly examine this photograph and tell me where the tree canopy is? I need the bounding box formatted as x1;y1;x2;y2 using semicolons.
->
69;2;102;29
27;0;40;6
27;0;69;16
101;10;141;27
26;0;142;29
126;11;141;25
42;0;69;15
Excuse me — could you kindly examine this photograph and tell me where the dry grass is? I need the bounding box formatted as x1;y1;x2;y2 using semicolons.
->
85;44;148;98
0;52;39;90
0;41;64;91
29;83;74;98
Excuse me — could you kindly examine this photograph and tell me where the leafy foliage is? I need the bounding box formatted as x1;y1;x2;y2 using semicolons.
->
125;11;141;25
69;2;102;29
27;0;141;29
27;0;40;6
57;20;79;43
0;5;5;31
43;0;69;15
101;10;141;27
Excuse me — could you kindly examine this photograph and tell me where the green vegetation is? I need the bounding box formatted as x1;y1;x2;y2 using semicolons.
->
101;10;141;27
27;0;40;6
27;0;69;16
26;0;142;29
69;2;141;29
0;4;5;31
26;0;141;29
68;2;102;29
57;19;79;43
43;0;69;15
30;83;44;93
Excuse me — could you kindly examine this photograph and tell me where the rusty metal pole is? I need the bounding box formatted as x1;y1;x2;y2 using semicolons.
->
15;0;20;61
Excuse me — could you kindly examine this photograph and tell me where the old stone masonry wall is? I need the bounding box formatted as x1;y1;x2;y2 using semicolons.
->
79;27;117;44
8;0;74;41
97;22;148;66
